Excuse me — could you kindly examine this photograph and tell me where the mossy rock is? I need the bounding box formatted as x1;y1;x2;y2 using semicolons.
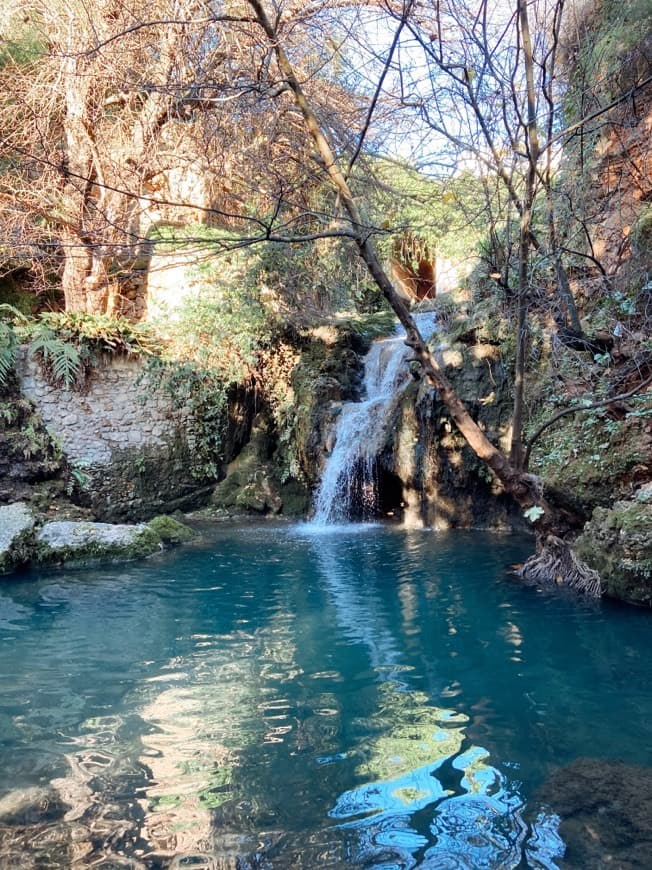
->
270;324;367;490
212;414;285;515
278;478;310;516
148;514;197;545
573;492;652;605
537;414;650;519
35;520;163;568
0;502;36;574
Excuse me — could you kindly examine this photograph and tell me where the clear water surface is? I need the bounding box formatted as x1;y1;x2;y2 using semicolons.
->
0;523;650;868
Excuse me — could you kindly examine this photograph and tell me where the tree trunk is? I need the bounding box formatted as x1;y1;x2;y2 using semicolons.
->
60;230;92;312
245;0;602;594
58;21;174;317
61;54;97;314
247;1;549;512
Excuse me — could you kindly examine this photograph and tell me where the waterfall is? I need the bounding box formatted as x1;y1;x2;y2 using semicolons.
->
312;313;436;525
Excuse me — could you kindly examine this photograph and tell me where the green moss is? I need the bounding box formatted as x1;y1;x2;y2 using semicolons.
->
0;527;36;575
148;515;197;545
564;0;652;115
574;499;652;605
632;206;652;266
267;324;366;491
278;479;310;516
35;526;163;569
533;412;649;517
344;310;396;342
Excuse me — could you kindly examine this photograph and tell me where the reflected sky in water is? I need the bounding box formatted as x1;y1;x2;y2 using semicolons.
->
0;523;650;867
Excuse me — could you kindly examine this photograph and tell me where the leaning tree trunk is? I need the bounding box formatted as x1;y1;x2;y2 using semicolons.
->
246;0;602;595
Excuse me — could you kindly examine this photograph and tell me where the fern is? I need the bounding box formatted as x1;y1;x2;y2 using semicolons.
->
50;341;82;388
36;311;161;357
4;310;162;391
0;303;29;323
28;324;83;389
0;320;17;387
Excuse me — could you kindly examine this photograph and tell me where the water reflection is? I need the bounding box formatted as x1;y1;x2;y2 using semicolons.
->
0;526;650;867
310;533;564;868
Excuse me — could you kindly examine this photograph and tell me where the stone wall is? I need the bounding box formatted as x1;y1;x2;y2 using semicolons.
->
15;351;213;521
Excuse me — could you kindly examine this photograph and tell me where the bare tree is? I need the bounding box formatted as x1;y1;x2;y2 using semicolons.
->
1;0;352;315
375;0;586;468
1;0;621;589
242;0;606;592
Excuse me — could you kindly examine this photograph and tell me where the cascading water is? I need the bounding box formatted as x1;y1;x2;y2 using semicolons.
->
312;313;436;525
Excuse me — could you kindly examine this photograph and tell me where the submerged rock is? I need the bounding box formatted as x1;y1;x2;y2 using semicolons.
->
573;486;652;606
0;786;67;825
0;502;36;574
539;757;652;868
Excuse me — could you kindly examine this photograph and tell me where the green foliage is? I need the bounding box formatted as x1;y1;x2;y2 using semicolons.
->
30;312;162;356
65;464;91;497
344;310;397;341
142;357;229;481
369;160;491;265
247;238;385;315
0;401;18;425
0;310;163;389
0;280;46;316
27;321;84;389
150;230;279;377
529;397;650;515
19;419;56;461
0;29;47;69
632;206;652;266
571;0;652;108
524;505;545;523
0;319;18;387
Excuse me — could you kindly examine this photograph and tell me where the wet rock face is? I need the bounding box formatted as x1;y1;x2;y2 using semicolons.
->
573;485;652;606
539;757;652;868
212;415;284;515
0;388;64;506
284;329;366;490
379;342;522;529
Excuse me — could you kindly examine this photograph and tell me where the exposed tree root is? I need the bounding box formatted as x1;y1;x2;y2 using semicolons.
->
517;535;602;597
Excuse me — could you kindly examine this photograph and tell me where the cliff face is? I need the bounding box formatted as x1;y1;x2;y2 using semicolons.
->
561;0;652;308
376;340;521;530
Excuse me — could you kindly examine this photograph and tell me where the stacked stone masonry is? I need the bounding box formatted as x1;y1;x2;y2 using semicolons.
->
15;351;209;521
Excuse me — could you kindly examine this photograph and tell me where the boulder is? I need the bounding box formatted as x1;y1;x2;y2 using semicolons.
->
539;757;652;868
35;520;162;567
147;514;198;545
573;485;652;605
0;502;35;574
